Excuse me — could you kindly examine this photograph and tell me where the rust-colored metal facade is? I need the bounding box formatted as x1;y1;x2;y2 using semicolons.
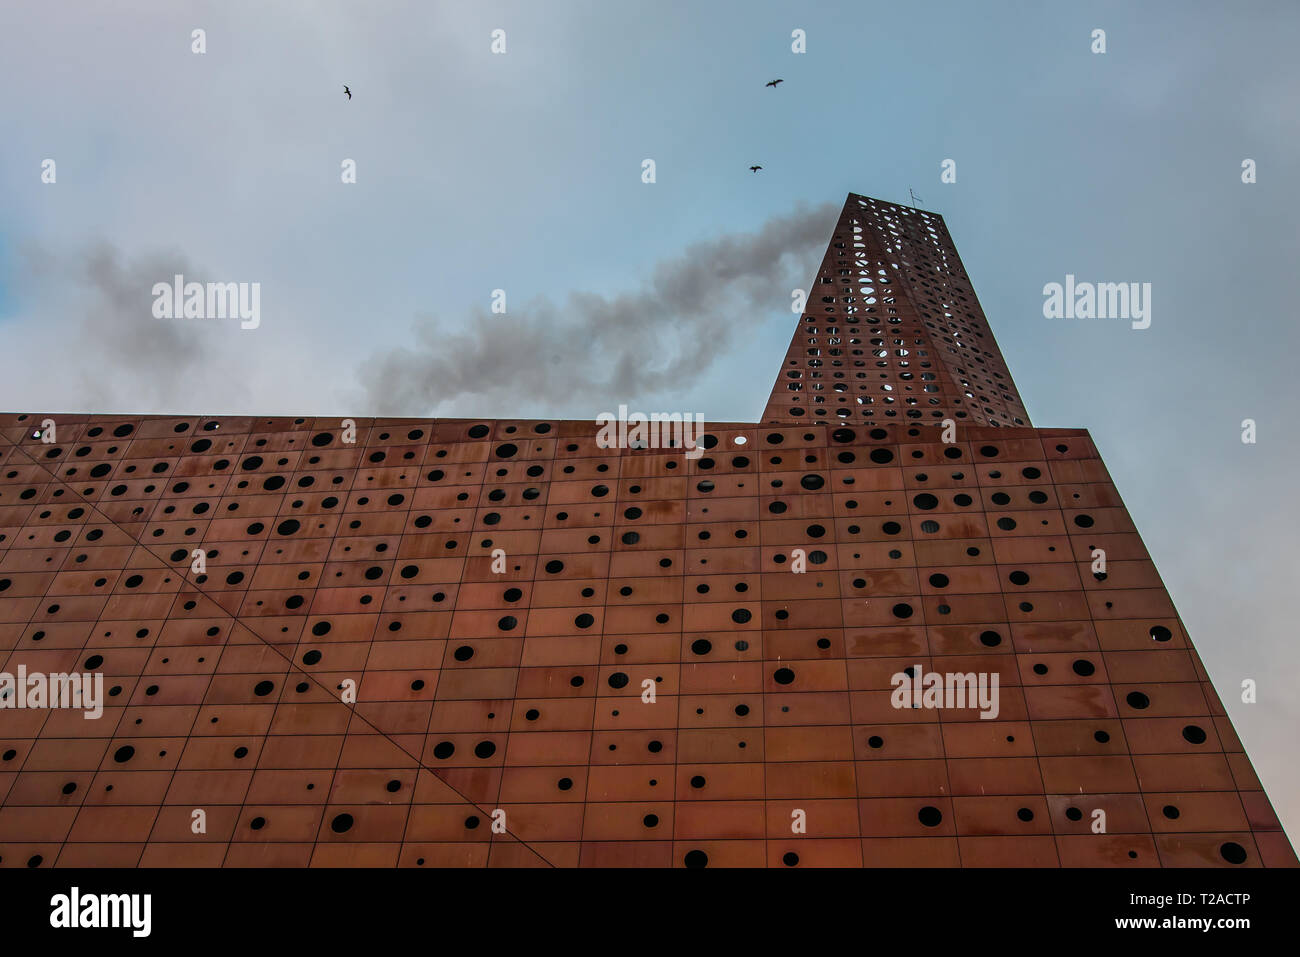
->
0;194;1292;867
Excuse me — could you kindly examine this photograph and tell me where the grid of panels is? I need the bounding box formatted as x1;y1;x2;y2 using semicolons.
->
0;414;1292;867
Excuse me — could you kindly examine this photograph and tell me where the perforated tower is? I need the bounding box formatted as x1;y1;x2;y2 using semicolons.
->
763;194;1029;429
0;193;1292;868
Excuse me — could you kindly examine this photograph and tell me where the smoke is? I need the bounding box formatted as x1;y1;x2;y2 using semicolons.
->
4;202;838;419
9;241;255;414
357;201;839;417
79;245;201;401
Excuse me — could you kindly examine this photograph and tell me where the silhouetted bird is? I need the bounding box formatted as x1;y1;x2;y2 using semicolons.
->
749;166;762;173
343;85;352;100
765;79;783;87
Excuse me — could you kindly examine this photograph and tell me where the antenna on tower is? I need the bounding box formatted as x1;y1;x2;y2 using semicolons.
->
909;187;924;209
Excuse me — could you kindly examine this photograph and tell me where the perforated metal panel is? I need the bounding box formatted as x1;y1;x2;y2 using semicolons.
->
763;194;1029;429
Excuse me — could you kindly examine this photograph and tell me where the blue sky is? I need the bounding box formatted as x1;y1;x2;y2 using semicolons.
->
2;0;1299;840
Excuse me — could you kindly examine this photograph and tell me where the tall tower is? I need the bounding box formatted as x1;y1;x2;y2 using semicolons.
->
764;194;1029;428
0;194;1292;868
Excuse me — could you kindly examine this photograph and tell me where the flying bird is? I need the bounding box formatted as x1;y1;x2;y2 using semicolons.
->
749;165;762;173
343;85;352;100
765;79;783;87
